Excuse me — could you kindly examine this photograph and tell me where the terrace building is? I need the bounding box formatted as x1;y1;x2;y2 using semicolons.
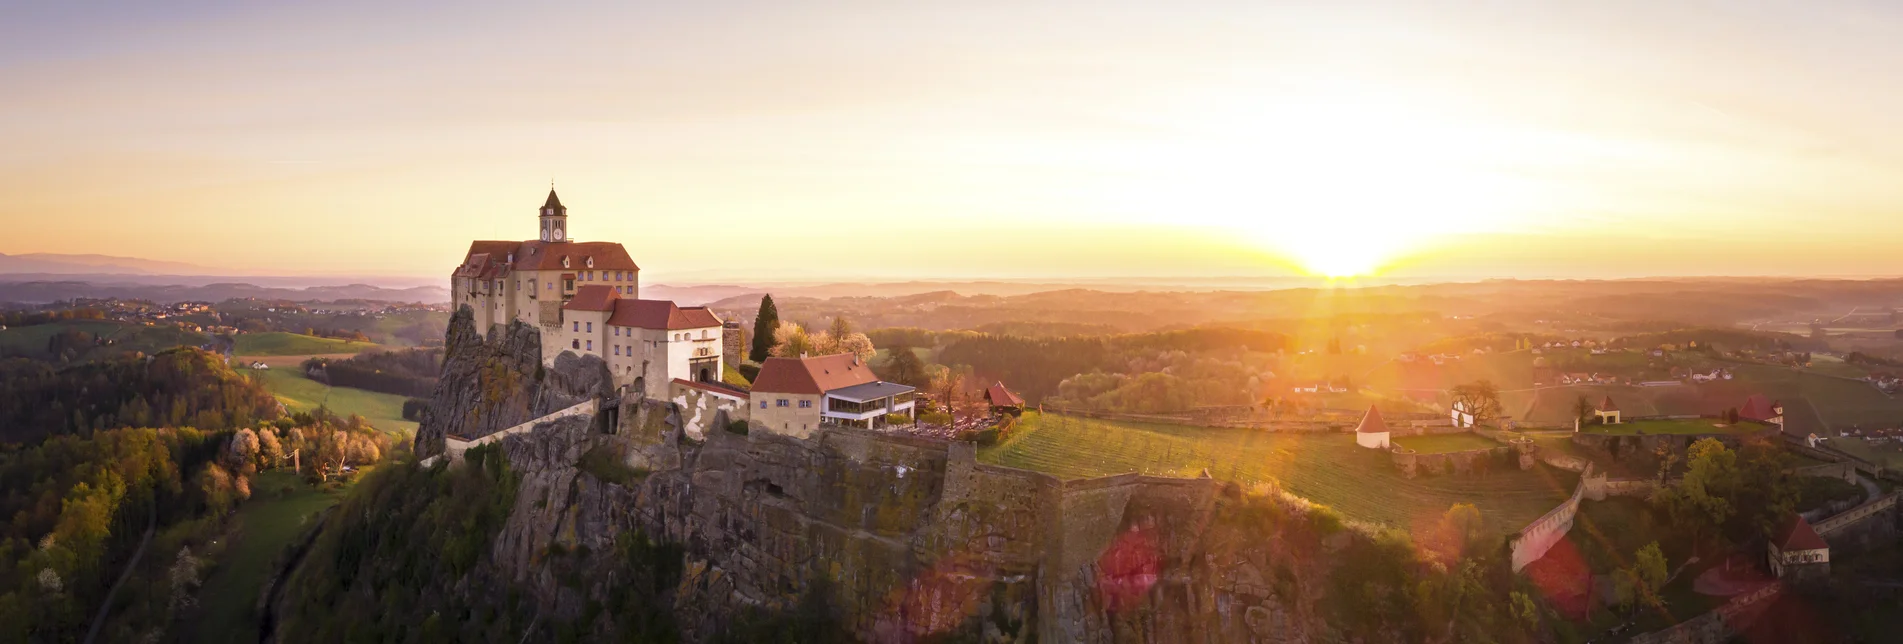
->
750;354;916;437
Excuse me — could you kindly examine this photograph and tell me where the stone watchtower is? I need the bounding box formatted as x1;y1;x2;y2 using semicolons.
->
539;188;568;242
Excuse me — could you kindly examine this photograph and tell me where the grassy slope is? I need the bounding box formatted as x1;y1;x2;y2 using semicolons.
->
188;470;358;643
242;367;417;436
1579;418;1761;436
0;320;212;361
1830;437;1903;469
981;412;1579;536
233;331;383;356
1392;432;1502;454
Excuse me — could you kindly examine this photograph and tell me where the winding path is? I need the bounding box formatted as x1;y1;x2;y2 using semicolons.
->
83;507;156;644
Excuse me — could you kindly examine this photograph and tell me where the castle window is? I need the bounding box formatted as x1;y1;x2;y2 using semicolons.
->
586;322;593;332
760;401;768;409
573;322;579;332
776;399;789;407
799;400;811;409
572;340;580;349
587;340;593;350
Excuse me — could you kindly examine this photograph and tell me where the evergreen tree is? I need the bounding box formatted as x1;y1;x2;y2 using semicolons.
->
749;295;780;363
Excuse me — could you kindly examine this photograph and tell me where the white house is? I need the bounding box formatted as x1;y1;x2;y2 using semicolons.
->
1450;400;1477;428
1355;406;1392;449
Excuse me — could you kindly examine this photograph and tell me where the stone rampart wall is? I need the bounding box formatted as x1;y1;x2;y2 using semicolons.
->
444;399;597;463
1511;463;1592;571
1628;582;1781;644
1793;461;1857;483
1814;492;1901;554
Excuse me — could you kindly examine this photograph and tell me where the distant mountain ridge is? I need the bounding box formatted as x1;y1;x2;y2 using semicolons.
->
0;280;446;305
0;252;220;275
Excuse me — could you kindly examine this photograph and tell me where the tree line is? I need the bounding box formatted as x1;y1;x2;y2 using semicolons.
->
302;348;443;398
0;348;281;444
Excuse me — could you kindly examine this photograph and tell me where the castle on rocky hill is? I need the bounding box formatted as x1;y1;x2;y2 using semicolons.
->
452;189;725;401
451;189;917;437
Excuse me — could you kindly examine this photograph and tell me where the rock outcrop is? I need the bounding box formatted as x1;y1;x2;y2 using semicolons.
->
413;306;615;458
415;320;1413;642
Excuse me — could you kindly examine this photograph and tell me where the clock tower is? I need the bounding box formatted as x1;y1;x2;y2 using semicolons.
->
539;188;568;242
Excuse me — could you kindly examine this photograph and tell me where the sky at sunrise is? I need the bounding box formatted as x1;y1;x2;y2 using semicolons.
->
3;0;1902;282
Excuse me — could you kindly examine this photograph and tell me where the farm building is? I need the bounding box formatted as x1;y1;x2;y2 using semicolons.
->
984;381;1025;414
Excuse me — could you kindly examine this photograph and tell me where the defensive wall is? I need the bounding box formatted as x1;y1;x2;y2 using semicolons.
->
1627;581;1783;644
1510;463;1593;572
432;399;598;466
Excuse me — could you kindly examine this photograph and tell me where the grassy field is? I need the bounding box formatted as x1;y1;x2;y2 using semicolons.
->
242;367;417;436
0;320;212;361
186;470;358;643
1828;437;1903;469
1392;432;1502;454
980;412;1580;536
233;331;383;356
1579;418;1761;436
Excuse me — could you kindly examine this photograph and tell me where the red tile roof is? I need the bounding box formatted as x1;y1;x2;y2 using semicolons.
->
454;240;640;275
1356;406;1389;434
1599;395;1619;412
510;241;638;271
1741;395;1779;422
751;354;878;395
1777;514;1828;551
985;382;1025;407
606;299;721;330
562;285;620;312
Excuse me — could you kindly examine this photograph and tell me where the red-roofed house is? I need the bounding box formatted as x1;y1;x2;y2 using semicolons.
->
1355;405;1391;449
1595;395;1622;425
1740;395;1785;432
984;382;1025;414
750;354;916;436
454;189;722;400
1768;514;1829;583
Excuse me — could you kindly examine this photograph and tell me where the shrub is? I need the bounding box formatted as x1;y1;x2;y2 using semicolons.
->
737;363;761;382
725;419;750;436
973;429;1001;446
919;411;953;426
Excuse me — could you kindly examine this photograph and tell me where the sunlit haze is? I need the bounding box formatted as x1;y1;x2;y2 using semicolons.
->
4;1;1903;281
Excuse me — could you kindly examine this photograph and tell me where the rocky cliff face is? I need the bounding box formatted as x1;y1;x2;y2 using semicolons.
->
413;307;615;458
418;321;1427;642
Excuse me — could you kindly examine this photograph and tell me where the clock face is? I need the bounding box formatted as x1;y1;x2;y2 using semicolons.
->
541;229;549;242
554;229;564;241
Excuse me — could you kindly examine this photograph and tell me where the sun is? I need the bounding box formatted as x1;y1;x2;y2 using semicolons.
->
1108;86;1535;278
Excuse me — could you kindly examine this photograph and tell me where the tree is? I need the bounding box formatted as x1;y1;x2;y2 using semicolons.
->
1450;381;1502;425
828;316;854;342
838;332;876;364
883;342;928;386
1572;395;1595;428
259;428;284;469
1614;542;1669;612
1650;438;1737;548
771;324;815;358
227;428;261;474
749;295;780;362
